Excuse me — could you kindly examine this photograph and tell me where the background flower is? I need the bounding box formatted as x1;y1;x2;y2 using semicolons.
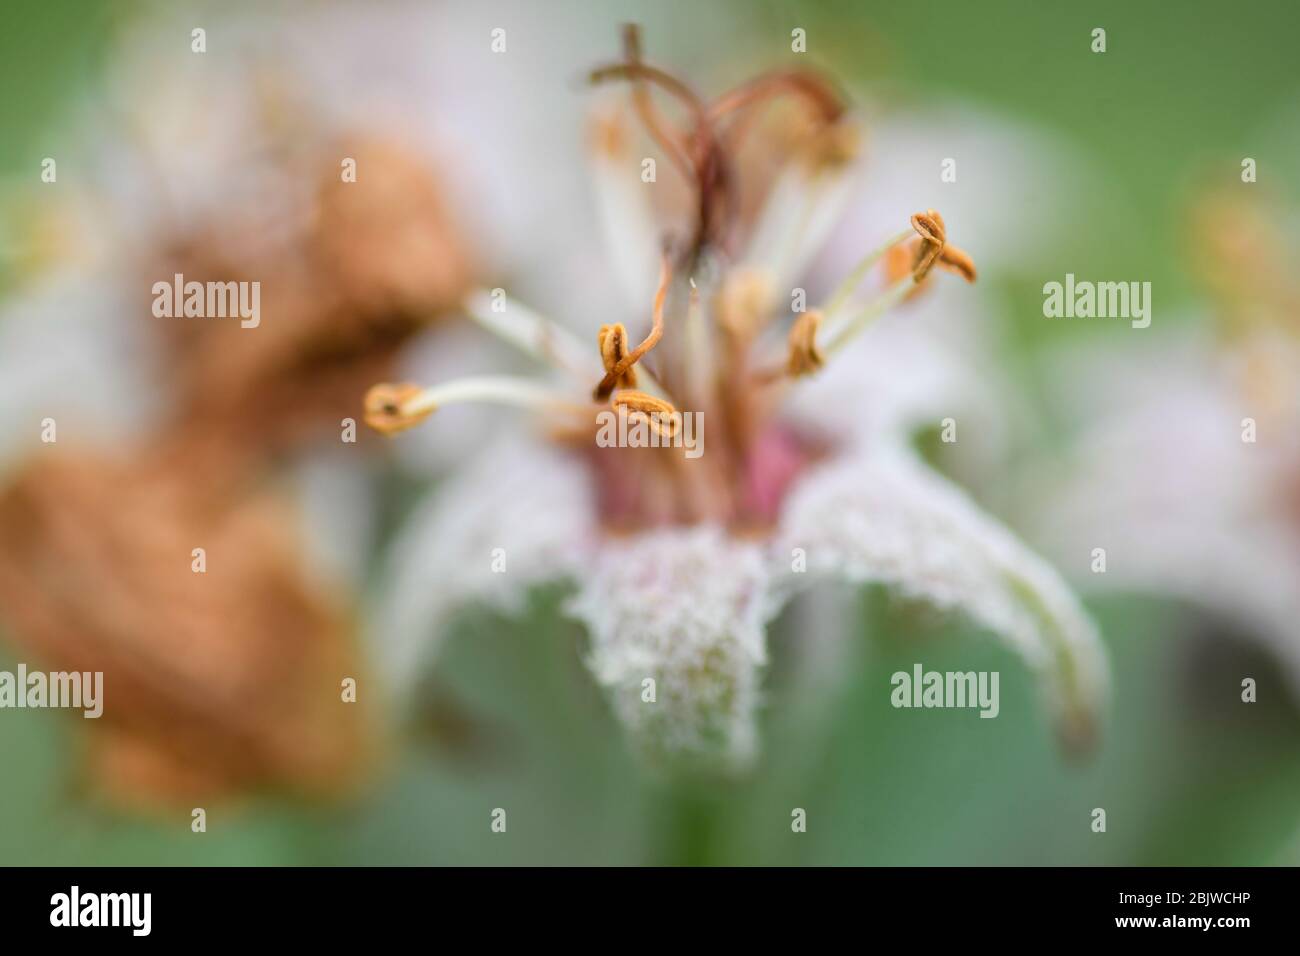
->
0;0;1297;865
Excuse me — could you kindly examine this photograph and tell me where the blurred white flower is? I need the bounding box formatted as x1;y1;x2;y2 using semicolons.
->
369;29;1107;769
1019;190;1300;696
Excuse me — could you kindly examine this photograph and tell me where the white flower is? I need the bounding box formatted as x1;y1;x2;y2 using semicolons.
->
1019;190;1300;696
1032;343;1300;685
368;29;1107;768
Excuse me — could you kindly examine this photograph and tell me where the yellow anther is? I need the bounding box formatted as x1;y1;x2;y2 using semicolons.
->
785;310;825;377
716;268;774;343
593;254;671;400
611;389;681;439
363;383;434;436
598;323;639;390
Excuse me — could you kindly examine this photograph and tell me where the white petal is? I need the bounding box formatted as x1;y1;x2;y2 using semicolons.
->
1021;332;1300;696
290;448;380;590
771;444;1108;747
588;99;663;315
812;106;1100;282
779;307;996;444
368;429;596;705
566;526;774;770
741;159;861;306
0;271;157;472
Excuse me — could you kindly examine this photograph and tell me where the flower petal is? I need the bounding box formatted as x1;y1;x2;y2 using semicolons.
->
566;526;774;771
369;429;596;706
770;444;1108;749
0;272;155;471
1021;334;1300;697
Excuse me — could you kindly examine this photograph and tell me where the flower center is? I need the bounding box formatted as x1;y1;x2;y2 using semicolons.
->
360;28;979;540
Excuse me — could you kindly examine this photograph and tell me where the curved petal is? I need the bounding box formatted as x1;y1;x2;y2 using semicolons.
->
769;444;1108;749
368;429;596;706
565;526;774;771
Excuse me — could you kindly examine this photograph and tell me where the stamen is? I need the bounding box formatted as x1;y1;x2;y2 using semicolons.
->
589;57;702;119
907;209;977;283
884;241;916;287
936;244;977;282
819;275;915;358
822;227;913;318
462;288;600;379
772;211;978;372
598;324;639;389
682;275;711;406
708;69;847;128
610;389;681;439
363;376;574;436
910;209;945;278
594;255;672;400
716;268;775;344
616;24;694;183
590;26;729;253
363;383;433;435
785;310;825;377
708;70;852;177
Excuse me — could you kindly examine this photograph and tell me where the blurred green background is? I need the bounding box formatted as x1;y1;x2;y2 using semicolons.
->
1;0;1298;865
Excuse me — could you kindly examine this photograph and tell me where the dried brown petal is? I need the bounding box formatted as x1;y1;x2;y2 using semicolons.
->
150;135;473;455
0;450;375;809
313;137;473;318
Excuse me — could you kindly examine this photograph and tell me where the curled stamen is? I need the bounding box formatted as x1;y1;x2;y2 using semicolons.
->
708;69;847;127
611;389;681;439
709;70;856;178
616;23;695;183
594;255;672;400
598;323;639;389
752;212;978;384
785;310;825;377
590;27;730;252
800;120;861;172
907;209;976;283
589;57;702;118
936;243;977;282
910;209;947;280
364;376;571;436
